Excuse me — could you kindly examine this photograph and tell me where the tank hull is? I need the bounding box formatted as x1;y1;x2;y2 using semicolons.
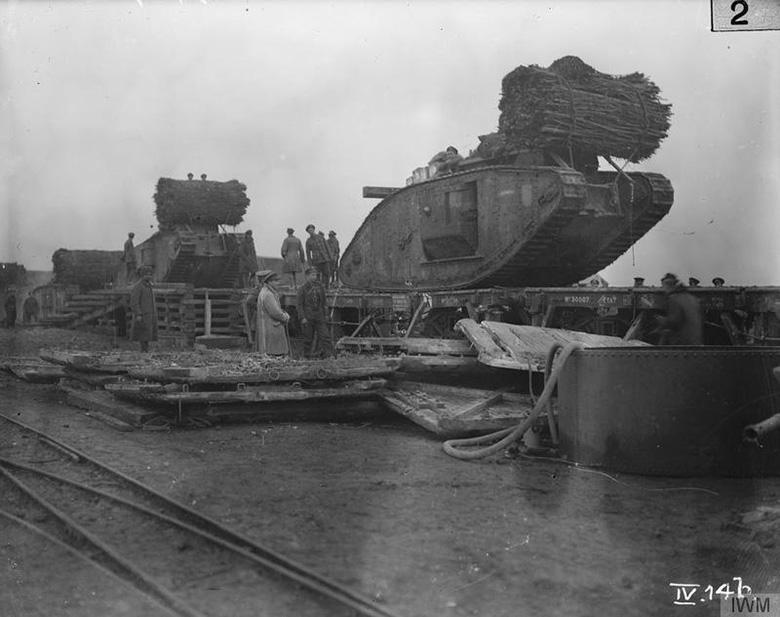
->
340;165;673;291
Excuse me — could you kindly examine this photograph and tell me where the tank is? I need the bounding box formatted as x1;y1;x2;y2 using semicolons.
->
131;175;257;288
340;157;673;291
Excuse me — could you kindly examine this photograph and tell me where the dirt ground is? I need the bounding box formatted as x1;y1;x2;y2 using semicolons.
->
1;327;779;617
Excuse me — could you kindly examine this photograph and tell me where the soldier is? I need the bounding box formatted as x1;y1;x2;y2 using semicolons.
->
326;230;340;286
122;232;137;284
22;292;40;324
712;277;725;287
655;273;702;345
129;265;158;352
255;270;290;355
305;224;333;289
297;266;333;359
238;230;259;288
429;146;463;176
281;228;305;289
4;288;17;328
688;277;700;287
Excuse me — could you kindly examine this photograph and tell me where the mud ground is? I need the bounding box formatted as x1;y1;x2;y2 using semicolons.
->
1;327;779;617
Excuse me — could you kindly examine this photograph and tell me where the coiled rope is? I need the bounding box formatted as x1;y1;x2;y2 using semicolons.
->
442;341;584;460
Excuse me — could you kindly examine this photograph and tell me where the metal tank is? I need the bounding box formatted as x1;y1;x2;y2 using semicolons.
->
556;346;780;477
340;158;673;292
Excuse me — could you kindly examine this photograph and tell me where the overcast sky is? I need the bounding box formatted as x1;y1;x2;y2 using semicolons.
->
1;0;778;286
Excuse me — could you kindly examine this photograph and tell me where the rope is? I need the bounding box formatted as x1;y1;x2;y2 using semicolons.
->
442;341;583;460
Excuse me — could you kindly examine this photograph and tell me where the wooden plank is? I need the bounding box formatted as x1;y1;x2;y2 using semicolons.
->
62;387;158;428
380;380;539;438
404;338;474;356
455;319;649;372
137;379;387;405
63;368;125;387
454;319;511;365
399;355;479;371
6;365;66;384
362;186;400;198
379;392;443;434
449;388;510;419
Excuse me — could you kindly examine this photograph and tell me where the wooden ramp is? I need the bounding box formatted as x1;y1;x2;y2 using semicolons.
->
379;381;542;438
455;319;649;372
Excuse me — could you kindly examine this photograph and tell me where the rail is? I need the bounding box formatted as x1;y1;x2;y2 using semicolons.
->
0;412;404;617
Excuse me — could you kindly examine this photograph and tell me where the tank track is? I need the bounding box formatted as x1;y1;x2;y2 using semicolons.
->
477;174;586;287
585;172;674;273
473;171;672;288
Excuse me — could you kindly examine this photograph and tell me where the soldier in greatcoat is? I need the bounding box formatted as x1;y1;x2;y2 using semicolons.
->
255;270;290;355
238;230;259;288
129;266;158;352
281;228;305;289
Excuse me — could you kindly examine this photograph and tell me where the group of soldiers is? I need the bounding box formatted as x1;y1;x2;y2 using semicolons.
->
244;265;333;360
119;225;338;358
281;224;340;289
247;223;339;359
2;289;40;328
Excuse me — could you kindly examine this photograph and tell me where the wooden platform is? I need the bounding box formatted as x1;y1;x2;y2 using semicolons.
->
455;319;649;372
126;357;400;385
105;378;387;406
379;381;544;438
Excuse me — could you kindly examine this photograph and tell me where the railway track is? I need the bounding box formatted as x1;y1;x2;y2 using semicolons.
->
0;412;403;617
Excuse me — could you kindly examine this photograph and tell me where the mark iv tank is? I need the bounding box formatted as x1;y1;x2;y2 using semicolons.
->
340;153;673;292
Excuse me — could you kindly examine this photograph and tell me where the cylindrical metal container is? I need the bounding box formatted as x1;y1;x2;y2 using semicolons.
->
557;347;780;477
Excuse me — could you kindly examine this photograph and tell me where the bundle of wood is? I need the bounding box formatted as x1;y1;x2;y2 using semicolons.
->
498;56;672;162
52;249;122;290
154;177;250;229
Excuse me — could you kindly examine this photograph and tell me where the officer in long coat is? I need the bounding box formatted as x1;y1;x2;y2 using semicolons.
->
255;270;290;355
281;228;305;289
129;266;158;352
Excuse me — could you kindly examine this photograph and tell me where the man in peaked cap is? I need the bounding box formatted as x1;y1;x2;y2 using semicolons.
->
304;224;333;289
655;273;702;345
688;277;701;287
254;270;290;355
712;277;725;287
297;265;333;358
